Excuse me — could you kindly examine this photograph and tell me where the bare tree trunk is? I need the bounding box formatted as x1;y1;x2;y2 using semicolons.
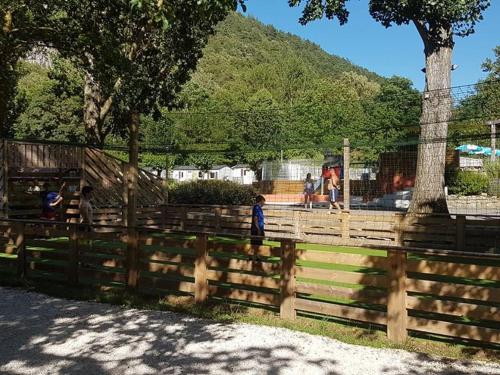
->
0;81;9;138
0;60;17;138
127;110;140;229
409;29;453;214
83;72;103;146
126;110;139;288
83;71;121;147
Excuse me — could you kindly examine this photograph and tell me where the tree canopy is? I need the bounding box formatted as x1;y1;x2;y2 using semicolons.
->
289;0;491;213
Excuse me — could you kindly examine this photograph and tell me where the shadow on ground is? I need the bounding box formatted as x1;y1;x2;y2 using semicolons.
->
0;287;339;374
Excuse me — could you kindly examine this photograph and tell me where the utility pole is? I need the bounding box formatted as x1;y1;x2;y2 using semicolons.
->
487;120;499;162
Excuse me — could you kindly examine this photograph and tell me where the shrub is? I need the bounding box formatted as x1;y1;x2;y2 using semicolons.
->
483;161;500;197
448;170;489;196
169;180;256;205
484;160;500;180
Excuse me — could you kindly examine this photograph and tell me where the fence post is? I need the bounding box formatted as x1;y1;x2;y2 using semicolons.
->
343;138;350;211
194;233;209;304
394;213;405;247
214;207;221;232
341;211;350;240
387;249;408;344
121;162;128;226
293;210;301;239
80;147;86;190
68;226;79;285
2;139;9;214
127;227;139;289
280;239;296;320
180;206;187;231
160;204;167;230
456;215;466;251
15;223;25;279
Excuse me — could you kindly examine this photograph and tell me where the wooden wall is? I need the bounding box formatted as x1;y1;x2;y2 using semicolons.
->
1;141;167;219
103;204;500;253
0;219;498;345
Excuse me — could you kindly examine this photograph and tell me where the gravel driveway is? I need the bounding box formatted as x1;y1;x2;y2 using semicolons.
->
0;287;498;375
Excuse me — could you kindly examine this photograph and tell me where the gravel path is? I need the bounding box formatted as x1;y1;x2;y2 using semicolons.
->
0;287;498;375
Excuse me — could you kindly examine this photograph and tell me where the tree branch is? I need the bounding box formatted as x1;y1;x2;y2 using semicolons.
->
99;78;122;120
413;20;429;50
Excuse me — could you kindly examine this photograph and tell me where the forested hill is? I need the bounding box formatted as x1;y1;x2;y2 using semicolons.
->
178;12;384;108
194;12;381;87
13;12;422;168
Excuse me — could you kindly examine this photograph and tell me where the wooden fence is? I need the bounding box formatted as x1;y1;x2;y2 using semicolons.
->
0;140;167;218
88;204;500;253
0;218;498;345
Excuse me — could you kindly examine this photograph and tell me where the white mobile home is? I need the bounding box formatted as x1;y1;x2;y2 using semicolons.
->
232;164;255;184
171;166;199;181
171;165;233;182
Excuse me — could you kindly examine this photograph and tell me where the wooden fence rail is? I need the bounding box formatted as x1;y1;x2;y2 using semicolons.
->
89;204;500;253
0;218;499;345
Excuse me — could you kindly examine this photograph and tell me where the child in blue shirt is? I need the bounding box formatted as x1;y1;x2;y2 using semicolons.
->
251;195;266;246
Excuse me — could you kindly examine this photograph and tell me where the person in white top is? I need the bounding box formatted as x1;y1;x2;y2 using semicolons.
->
303;173;314;209
79;186;94;227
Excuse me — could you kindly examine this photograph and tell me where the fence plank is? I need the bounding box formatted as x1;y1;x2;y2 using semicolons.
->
298;250;388;269
296;282;387;305
15;223;25;278
139;276;194;294
456;215;466;251
209;285;279;306
387;250;408;343
207;256;280;274
406;296;500;322
407;316;500;343
68;227;79;284
296;267;388;288
280;240;296;319
295;298;386;325
406;279;500;303
407;259;499;281
208;242;280;258
194;233;209;303
207;270;280;289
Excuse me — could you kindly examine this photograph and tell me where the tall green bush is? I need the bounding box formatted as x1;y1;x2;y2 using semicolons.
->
448;170;489;196
169;180;256;205
484;160;500;197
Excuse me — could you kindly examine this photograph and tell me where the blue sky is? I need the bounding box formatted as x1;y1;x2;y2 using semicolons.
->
241;1;500;90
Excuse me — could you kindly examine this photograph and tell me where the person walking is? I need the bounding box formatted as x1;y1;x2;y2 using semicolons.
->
303;173;314;209
79;186;94;227
251;195;266;247
328;167;341;212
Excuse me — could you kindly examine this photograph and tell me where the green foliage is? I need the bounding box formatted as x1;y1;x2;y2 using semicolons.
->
484;160;500;180
169;180;255;205
10;8;422;169
448;170;489;196
451;47;500;146
289;0;491;39
0;0;63;136
484;160;500;197
13;61;85;143
482;46;500;79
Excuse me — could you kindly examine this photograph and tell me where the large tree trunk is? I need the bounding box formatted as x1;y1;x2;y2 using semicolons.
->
0;78;9;138
0;60;17;138
83;71;120;147
127;110;140;228
83;72;104;146
126;110;139;288
409;30;453;214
